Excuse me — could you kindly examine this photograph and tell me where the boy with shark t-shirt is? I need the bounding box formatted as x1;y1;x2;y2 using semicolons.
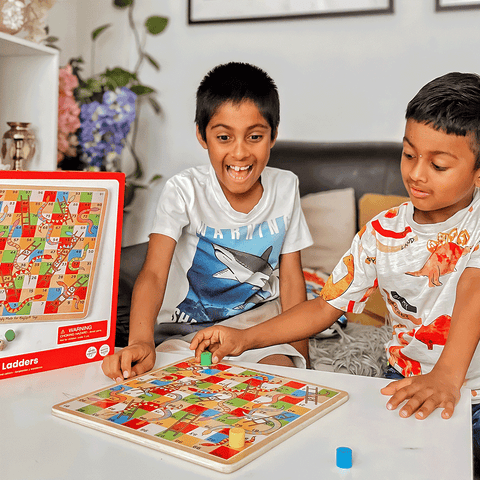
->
102;62;313;381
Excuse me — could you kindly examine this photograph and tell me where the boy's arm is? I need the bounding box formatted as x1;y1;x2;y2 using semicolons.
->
381;267;480;419
278;251;310;365
101;233;176;381
190;295;343;364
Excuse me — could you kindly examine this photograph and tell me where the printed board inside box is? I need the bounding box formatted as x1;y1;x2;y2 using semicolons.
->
0;171;124;379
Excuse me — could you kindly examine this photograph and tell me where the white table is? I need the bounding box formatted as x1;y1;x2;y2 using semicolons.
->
1;353;473;479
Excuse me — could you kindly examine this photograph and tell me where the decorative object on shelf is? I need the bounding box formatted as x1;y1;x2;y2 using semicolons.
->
1;121;36;170
188;0;393;24
0;0;56;42
57;0;167;210
0;0;26;35
436;0;480;10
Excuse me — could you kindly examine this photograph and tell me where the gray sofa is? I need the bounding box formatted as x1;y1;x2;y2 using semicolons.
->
115;140;406;346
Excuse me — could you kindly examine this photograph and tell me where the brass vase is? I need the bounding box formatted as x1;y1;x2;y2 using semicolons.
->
1;122;36;170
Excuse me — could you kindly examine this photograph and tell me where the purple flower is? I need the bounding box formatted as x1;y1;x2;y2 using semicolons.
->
78;87;137;171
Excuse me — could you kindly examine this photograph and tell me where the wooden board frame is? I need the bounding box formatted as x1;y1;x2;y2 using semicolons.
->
0;183;108;322
0;171;124;379
52;357;348;473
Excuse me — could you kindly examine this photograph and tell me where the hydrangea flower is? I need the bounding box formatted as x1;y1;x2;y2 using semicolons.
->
79;87;137;171
57;65;81;163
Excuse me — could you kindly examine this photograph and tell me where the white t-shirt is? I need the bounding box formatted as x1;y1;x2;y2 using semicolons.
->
323;188;480;396
151;164;313;329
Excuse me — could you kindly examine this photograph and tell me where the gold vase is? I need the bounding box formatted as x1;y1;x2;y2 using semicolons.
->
1;122;36;170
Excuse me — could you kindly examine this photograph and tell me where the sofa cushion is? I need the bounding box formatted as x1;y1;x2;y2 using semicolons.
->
300;188;356;274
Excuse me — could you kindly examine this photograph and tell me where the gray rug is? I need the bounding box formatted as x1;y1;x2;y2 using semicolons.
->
309;322;392;377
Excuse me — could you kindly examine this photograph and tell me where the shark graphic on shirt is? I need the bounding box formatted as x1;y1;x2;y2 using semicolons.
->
213;244;278;309
173;217;286;324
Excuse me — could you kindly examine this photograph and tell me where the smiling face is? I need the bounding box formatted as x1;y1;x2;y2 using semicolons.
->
401;119;480;224
196;100;276;213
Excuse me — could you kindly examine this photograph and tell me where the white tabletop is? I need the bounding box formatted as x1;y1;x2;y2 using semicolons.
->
1;353;473;479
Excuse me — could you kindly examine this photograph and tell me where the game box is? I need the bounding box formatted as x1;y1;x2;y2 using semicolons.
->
0;170;124;379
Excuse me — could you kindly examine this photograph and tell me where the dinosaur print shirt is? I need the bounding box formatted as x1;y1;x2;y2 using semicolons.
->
322;188;480;397
150;165;312;335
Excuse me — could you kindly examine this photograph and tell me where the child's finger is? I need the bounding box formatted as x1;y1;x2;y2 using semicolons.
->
190;328;216;351
194;339;212;361
385;383;418;411
398;391;430;418
380;377;412;396
189;332;204;350
101;354;123;381
410;396;440;420
210;345;230;364
131;356;155;377
441;401;456;419
120;350;135;379
412;394;457;420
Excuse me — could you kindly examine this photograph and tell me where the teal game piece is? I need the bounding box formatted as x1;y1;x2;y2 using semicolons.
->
200;351;212;366
5;330;15;342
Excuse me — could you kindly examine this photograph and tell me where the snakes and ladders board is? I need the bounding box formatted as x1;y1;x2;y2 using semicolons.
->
0;171;124;380
52;357;349;473
0;185;107;322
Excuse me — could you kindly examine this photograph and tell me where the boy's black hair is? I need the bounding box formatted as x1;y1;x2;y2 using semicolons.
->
195;62;280;142
406;72;480;169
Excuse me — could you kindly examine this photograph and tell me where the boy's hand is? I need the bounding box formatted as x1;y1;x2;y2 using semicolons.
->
101;341;156;382
380;369;461;420
190;326;248;364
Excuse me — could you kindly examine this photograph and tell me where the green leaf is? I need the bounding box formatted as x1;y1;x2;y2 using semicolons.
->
102;67;136;88
148;97;161;115
45;36;59;43
86;77;103;93
113;0;133;8
92;24;111;41
76;87;95;101
130;85;155;96
149;174;162;183
145;53;160;71
145;16;168;35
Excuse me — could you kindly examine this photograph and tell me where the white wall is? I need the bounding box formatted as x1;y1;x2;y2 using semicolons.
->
48;0;480;246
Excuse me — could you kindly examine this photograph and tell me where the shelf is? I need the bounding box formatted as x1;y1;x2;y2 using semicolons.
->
0;32;58;57
0;32;58;171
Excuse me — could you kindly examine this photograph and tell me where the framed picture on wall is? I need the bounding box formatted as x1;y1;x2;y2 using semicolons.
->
436;0;480;10
188;0;394;25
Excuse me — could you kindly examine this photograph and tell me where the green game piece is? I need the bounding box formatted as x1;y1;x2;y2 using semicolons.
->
5;329;15;342
200;351;212;366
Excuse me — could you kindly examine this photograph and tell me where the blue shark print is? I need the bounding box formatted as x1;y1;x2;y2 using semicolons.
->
172;216;287;324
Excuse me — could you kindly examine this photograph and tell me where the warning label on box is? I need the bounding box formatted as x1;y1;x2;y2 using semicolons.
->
58;321;108;345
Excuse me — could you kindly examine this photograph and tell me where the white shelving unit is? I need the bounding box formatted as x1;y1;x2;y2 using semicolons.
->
0;32;59;171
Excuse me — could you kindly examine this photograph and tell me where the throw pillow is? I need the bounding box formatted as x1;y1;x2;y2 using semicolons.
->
300;188;356;274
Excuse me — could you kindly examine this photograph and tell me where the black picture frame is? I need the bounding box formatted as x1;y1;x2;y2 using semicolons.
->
188;0;394;25
436;0;480;10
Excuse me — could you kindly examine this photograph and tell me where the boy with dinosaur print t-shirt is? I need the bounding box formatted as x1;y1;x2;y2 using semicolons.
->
190;72;480;470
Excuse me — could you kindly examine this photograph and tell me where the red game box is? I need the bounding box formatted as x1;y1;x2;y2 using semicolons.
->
0;171;124;379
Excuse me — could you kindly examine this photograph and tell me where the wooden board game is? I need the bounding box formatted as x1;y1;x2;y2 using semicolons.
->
52;357;348;473
0;185;107;322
